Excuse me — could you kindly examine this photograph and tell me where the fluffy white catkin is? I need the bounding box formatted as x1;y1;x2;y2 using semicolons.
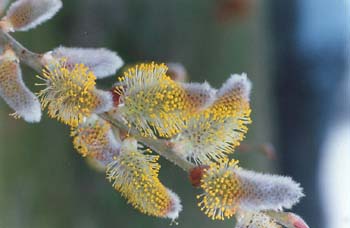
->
0;48;41;122
3;0;62;32
235;168;304;211
48;46;124;78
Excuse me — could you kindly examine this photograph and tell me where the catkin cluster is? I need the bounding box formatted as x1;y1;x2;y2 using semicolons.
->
0;1;308;227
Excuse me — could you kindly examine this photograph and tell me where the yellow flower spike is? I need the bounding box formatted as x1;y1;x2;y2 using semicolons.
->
71;114;120;163
197;159;244;220
37;59;113;127
197;161;304;221
172;108;250;164
172;74;252;164
106;138;182;220
115;62;190;138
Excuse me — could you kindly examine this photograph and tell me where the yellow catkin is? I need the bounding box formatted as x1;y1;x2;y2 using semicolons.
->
115;62;190;138
37;59;100;127
106;139;173;217
197;159;244;220
172;84;251;164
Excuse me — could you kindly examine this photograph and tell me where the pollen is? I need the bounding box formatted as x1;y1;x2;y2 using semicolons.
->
197;159;244;220
37;59;102;127
115;62;189;138
106;138;177;218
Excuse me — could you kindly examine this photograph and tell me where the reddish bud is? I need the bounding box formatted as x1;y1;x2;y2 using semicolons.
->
110;88;120;107
189;166;209;187
288;213;310;228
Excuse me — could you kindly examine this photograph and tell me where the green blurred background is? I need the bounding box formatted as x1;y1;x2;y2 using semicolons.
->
0;0;348;228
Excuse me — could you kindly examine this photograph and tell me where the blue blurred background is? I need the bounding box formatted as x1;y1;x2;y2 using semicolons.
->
0;0;349;227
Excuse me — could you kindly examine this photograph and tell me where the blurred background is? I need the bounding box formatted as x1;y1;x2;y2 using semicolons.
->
0;0;349;227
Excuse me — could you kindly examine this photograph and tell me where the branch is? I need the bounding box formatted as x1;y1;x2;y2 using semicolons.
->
0;29;195;173
99;113;195;172
0;29;43;72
